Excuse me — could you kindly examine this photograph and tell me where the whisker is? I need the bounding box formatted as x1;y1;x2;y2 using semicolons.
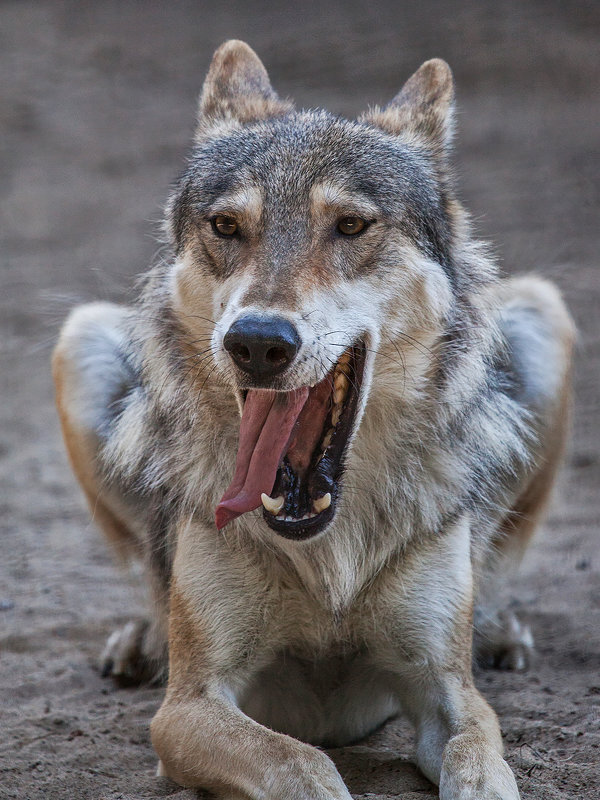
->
321;330;355;340
185;336;216;345
392;331;433;357
154;343;222;397
199;362;220;393
324;342;407;380
183;313;218;326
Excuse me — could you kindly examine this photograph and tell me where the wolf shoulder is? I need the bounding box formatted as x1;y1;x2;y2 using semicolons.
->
493;275;574;416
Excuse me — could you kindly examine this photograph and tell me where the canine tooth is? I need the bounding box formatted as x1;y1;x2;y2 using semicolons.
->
335;371;349;391
313;493;331;513
333;386;347;405
261;493;285;515
321;430;333;450
338;351;351;366
331;405;342;426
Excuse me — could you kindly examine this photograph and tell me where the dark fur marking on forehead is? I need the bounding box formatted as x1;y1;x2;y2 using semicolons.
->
170;111;456;282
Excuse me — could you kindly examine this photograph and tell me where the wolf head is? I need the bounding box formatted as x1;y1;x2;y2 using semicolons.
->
164;41;474;540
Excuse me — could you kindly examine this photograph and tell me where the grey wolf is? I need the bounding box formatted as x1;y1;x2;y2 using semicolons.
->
53;40;574;799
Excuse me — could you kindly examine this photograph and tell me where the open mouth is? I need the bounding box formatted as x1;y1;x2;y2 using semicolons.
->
215;342;366;540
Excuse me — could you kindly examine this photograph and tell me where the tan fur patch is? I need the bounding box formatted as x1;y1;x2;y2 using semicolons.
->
309;181;380;221
209;185;264;229
52;341;139;561
166;586;211;691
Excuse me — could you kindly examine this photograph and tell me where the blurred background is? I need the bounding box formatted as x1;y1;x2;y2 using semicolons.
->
1;2;598;798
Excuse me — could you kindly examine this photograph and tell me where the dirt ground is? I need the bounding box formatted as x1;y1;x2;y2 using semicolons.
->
1;1;599;798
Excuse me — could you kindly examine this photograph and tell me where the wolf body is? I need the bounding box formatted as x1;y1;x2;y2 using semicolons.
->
53;41;574;800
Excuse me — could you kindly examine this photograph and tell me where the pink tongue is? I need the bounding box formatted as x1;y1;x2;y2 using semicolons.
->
215;387;309;529
285;377;332;476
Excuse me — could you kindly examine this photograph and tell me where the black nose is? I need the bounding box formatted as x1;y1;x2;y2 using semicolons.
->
223;315;301;379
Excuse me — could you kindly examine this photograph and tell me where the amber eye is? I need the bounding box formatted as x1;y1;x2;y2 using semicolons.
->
337;216;366;236
212;215;238;237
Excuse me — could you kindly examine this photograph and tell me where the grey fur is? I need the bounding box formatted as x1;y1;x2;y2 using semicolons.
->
54;42;574;800
105;113;529;578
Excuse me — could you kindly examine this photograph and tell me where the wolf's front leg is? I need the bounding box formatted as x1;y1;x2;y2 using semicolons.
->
151;523;352;800
402;670;519;800
152;684;352;799
378;514;520;800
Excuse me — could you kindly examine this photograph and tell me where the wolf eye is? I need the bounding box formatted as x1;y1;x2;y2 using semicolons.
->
212;215;238;237
337;216;366;236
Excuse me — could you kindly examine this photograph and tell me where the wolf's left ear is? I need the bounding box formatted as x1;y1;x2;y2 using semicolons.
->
196;40;293;138
362;59;454;155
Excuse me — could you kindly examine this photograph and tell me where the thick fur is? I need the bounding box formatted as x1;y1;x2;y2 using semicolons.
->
53;41;574;799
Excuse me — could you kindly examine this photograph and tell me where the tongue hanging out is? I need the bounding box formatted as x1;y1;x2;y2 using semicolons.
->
215;388;308;529
215;378;333;530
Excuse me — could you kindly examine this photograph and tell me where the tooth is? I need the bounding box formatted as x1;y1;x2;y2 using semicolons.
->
322;430;333;450
333;375;349;405
331;406;342;426
313;493;331;513
334;385;348;405
335;371;349;391
261;493;285;515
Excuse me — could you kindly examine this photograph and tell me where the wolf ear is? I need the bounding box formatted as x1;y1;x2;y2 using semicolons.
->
196;40;293;138
362;59;454;154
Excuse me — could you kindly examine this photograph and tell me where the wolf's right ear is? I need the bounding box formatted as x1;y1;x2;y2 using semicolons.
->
196;40;293;139
361;59;454;157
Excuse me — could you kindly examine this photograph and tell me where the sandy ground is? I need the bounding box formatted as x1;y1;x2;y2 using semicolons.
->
1;1;599;798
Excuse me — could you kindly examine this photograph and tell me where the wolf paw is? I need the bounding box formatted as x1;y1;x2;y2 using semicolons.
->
440;736;520;800
101;620;167;686
475;609;533;672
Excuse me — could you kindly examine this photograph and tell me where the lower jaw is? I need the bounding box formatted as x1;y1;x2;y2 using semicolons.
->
262;497;336;540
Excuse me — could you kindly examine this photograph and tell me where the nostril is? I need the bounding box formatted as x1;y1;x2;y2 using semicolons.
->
265;346;289;366
231;343;251;363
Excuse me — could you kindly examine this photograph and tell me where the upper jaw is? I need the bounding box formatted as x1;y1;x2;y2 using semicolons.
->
228;351;351;414
229;360;332;394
